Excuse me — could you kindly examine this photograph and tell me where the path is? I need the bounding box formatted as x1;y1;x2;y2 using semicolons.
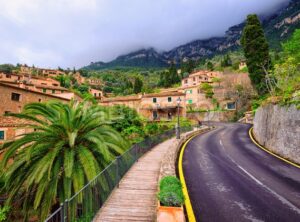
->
93;137;175;222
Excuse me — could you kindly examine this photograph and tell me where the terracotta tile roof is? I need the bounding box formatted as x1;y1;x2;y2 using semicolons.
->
0;82;70;101
35;85;68;91
101;95;141;102
143;91;185;98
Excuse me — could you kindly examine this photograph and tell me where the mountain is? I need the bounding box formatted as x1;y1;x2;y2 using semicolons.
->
83;0;300;70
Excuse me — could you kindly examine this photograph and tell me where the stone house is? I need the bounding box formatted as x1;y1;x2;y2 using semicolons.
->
90;88;103;98
0;82;72;115
139;91;186;120
99;91;186;121
181;70;219;88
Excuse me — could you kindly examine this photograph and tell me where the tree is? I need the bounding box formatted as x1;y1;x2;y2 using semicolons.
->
1;101;127;220
282;29;300;63
212;77;221;87
241;14;271;95
200;83;214;98
221;54;232;67
133;77;143;94
169;62;180;84
207;61;214;71
180;59;195;74
0;64;14;74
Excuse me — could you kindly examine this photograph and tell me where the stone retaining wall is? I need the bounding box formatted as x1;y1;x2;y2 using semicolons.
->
253;104;300;164
159;127;210;179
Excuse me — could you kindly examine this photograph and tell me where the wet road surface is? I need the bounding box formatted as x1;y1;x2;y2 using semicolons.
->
182;123;300;222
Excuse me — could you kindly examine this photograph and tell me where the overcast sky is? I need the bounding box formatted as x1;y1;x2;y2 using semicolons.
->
0;0;289;68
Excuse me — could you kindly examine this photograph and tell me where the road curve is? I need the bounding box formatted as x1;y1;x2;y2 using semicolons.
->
182;123;300;222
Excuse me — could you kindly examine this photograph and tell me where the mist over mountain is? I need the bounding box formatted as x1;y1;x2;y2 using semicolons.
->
83;0;300;70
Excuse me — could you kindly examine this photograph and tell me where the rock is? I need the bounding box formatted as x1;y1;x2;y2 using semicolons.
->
253;104;300;164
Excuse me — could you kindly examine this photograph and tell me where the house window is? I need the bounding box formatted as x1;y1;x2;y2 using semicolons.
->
227;102;236;110
38;99;42;102
6;74;11;78
168;97;172;102
4;111;11;114
94;93;97;97
52;90;55;94
0;131;5;140
61;90;64;93
193;77;196;81
184;79;188;84
188;99;193;104
11;93;21;101
43;89;47;93
153;98;157;103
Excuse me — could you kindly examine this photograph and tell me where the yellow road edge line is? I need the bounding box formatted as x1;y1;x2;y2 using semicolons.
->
249;127;300;169
178;133;203;222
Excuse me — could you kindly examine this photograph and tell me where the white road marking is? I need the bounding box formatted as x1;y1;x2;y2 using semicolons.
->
237;165;300;215
219;138;300;215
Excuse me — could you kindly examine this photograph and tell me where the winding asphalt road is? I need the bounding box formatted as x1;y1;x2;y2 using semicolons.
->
183;123;300;222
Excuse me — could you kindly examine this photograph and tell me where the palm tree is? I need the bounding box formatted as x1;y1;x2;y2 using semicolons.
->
0;100;128;221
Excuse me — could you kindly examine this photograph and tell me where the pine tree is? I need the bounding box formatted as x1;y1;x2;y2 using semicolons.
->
207;61;214;71
133;77;143;94
241;14;271;95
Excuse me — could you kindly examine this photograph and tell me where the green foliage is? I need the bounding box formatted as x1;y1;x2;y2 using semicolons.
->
200;83;214;98
133;77;143;94
144;123;160;135
110;105;144;143
282;29;300;63
180;59;196;75
241;14;271;95
158;176;184;207
1;100;127;220
212;77;221;86
221;54;232;67
0;206;10;222
158;62;180;88
0;64;15;74
77;84;89;94
206;61;214;71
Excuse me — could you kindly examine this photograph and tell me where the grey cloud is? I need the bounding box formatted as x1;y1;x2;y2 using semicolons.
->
0;0;290;68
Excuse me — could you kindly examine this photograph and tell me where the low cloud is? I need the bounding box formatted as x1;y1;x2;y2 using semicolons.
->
0;0;289;68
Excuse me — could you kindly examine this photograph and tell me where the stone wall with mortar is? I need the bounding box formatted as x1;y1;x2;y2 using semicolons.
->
253;104;300;164
159;127;210;179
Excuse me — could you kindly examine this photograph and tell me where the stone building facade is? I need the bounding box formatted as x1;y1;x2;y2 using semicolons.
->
0;82;70;115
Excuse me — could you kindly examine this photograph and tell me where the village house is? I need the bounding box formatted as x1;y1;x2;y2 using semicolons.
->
239;61;247;70
139;91;186;120
90;88;103;98
86;78;102;87
100;94;142;111
181;70;220;88
0;82;73;115
99;91;186;121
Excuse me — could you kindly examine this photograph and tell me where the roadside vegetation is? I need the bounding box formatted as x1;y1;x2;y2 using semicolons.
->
240;15;300;110
158;176;184;207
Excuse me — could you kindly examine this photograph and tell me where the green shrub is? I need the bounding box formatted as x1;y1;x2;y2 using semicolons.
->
0;206;10;222
159;176;181;191
144;123;160;135
158;176;184;207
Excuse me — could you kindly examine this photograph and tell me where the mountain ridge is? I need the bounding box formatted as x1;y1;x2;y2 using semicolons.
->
83;0;300;70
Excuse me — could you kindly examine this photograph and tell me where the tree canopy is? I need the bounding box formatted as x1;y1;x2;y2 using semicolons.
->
241;14;271;95
1;100;127;220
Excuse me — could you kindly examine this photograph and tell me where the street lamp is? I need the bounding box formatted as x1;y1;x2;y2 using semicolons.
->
176;97;181;139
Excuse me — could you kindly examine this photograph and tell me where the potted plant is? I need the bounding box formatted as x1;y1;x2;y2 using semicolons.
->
157;176;185;222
